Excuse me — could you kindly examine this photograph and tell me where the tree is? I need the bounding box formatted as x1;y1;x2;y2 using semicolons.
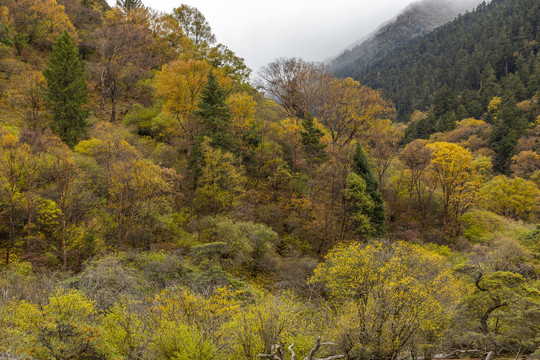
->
116;0;143;11
363;119;404;192
194;137;245;215
317;77;394;150
194;70;235;152
480;175;539;222
46;135;79;269
43;30;89;147
351;142;386;237
454;239;538;351
310;241;459;360
489;97;527;174
511;150;540;179
172;4;215;46
96;9;154;123
21;71;47;132
400;139;434;223
0;131;29;264
258;57;328;119
300;114;326;221
155;58;211;149
427;142;479;232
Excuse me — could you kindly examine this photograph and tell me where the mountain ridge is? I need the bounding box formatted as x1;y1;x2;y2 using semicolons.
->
330;0;482;76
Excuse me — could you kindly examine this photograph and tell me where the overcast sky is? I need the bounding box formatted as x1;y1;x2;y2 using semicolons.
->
110;0;428;72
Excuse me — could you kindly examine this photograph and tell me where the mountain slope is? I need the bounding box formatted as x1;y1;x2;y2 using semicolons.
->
330;0;480;77
351;0;540;119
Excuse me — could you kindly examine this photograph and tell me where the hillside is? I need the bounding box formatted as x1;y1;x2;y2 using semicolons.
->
0;0;538;358
353;0;539;118
330;0;480;77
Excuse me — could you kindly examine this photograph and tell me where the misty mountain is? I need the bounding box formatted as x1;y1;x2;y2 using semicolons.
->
330;0;481;76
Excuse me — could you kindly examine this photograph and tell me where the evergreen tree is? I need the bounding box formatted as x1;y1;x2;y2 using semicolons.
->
43;31;89;147
300;114;326;166
190;70;234;180
117;0;143;11
351;142;386;237
489;97;527;174
300;114;326;221
194;70;234;152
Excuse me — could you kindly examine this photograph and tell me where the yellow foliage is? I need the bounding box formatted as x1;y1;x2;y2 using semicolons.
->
29;0;77;42
311;241;460;359
228;92;256;130
487;96;502;114
427;142;480;229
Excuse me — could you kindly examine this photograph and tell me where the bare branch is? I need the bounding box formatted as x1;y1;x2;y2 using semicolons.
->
289;343;296;360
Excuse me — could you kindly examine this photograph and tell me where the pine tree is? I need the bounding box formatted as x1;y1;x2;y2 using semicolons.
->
117;0;143;11
190;70;234;180
43;31;89;147
300;114;326;221
352;142;386;237
194;70;234;152
300;114;326;166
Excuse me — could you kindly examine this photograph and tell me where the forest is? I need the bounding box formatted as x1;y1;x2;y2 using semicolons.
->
0;0;538;359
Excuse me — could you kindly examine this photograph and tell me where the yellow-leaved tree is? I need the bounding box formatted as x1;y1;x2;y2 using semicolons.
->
310;241;460;360
427;142;480;233
480;175;540;222
194;137;246;215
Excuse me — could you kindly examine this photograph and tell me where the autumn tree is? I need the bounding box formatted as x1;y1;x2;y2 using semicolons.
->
96;9;154;122
0;131;30;264
427;142;479;232
311;241;459;360
20;71;47;132
363;119;404;192
454;239;538;351
43;30;89;147
400;139;434;223
108;158;173;249
194;137;245;215
480;175;539;222
46;135;79;269
172;4;216;46
3;0;77;53
75;126;175;250
511;150;540;179
155;59;211;149
317;77;394;150
258;57;328;118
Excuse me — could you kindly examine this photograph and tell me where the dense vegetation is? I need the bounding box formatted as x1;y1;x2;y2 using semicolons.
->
330;0;478;78
0;0;538;359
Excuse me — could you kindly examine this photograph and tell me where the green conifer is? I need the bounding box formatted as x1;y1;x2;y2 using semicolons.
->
194;70;235;152
352;142;387;237
43;31;89;147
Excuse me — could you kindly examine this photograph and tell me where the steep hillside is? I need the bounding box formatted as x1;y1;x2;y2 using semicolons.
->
330;0;480;77
353;0;540;119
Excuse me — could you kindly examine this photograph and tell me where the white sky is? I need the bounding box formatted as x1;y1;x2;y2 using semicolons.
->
111;0;419;72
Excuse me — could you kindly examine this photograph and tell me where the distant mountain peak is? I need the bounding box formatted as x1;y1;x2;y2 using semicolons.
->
330;0;482;76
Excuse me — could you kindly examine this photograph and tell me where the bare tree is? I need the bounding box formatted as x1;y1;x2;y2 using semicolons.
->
258;337;344;360
96;11;154;122
258;58;328;119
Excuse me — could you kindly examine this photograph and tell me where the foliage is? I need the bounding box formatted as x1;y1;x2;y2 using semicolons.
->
43;31;89;147
311;241;460;360
480;175;540;222
351;143;386;237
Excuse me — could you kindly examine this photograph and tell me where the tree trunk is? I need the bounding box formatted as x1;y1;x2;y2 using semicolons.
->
61;212;67;269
